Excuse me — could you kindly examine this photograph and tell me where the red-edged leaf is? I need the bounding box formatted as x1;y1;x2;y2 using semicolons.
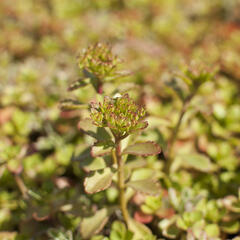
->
84;168;113;194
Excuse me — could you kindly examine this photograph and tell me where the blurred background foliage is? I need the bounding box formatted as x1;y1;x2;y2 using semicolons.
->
0;0;240;239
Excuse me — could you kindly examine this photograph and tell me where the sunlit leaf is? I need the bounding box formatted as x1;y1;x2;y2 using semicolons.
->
91;146;112;157
159;218;180;239
205;224;220;238
110;221;133;240
123;142;161;156
221;221;240;234
80;208;109;239
127;179;161;196
84;168;114;194
176;153;218;172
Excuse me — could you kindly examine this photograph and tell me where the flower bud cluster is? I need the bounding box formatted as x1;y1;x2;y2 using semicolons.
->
78;43;122;79
90;94;148;139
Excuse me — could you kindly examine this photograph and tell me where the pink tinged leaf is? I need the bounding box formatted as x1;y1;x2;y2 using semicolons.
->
122;141;161;156
132;192;147;205
134;211;153;224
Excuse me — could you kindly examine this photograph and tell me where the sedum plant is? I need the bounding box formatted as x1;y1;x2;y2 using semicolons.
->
60;43;161;239
90;94;147;140
60;43;129;112
70;43;128;93
77;93;161;239
164;61;218;174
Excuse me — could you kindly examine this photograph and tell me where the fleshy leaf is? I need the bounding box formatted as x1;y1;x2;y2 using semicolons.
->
134;211;153;224
123;142;161;156
176;153;218;172
72;147;111;171
59;99;88;111
159;218;180;239
221;221;240;234
78;118;97;133
128;218;154;240
68;78;90;91
110;221;133;240
231;201;240;213
78;118;113;143
91;146;112;157
84;168;113;194
80;208;109;239
205;224;220;238
127;179;161;196
82;157;107;172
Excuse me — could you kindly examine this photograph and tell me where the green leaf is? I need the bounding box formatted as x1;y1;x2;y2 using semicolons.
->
191;220;205;239
91;146;111;157
125;159;147;170
205;224;220;238
176;153;217;172
184;211;203;225
80;208;109;239
159;218;180;239
110;221;133;240
84;168;113;194
205;200;222;222
78;118;97;133
59;99;88;111
82;157;107;172
78;119;113;143
127;179;161;196
165;77;186;101
72;147;107;171
68;78;90;91
128;218;154;240
221;221;240;234
48;228;73;240
141;196;162;214
177;211;203;229
176;216;188;230
230;201;240;213
123;142;161;156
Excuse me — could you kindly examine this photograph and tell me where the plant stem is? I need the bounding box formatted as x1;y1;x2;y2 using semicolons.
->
112;149;117;165
115;140;129;225
165;94;194;174
15;174;29;199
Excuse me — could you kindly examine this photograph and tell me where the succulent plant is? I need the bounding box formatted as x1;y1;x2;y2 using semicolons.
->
78;43;123;81
90;94;147;140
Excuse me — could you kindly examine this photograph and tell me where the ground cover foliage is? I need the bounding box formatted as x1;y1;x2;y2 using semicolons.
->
1;0;240;239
